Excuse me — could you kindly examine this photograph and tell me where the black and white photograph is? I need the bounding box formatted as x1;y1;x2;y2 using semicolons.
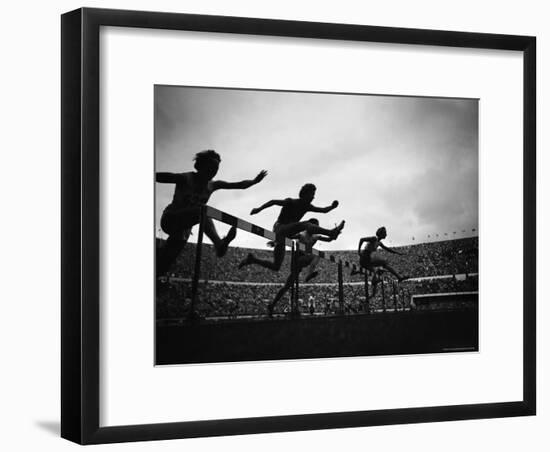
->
154;86;479;365
1;0;544;448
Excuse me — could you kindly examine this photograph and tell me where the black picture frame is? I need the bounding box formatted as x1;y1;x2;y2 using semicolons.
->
61;7;536;445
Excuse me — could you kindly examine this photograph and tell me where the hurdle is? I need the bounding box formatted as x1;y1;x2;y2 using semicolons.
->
290;241;299;316
337;262;344;315
371;276;403;313
381;278;386;312
392;281;398;312
188;205;362;319
364;270;370;314
189;206;206;319
391;281;407;312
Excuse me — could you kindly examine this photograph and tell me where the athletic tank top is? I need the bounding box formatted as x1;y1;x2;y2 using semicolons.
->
276;198;311;224
166;172;213;212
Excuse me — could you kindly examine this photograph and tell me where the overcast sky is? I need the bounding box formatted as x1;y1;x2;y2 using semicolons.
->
155;86;478;251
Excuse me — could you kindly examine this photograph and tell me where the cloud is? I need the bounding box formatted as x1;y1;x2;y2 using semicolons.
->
155;87;478;249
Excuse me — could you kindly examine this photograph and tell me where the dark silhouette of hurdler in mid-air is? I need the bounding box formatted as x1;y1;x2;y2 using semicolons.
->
351;226;409;293
156;149;267;277
238;183;345;272
267;218;334;317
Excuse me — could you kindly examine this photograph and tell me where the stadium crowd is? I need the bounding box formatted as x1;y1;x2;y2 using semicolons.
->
156;274;479;319
159;237;478;284
156;237;478;319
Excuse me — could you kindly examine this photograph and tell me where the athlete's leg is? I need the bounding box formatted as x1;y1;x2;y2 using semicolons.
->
368;254;399;282
239;240;286;271
383;263;408;282
371;254;407;282
352;251;369;276
282;220;345;239
304;255;320;282
157;234;188;277
203;217;237;257
268;258;307;315
268;274;294;316
371;268;382;296
157;211;192;277
306;255;319;273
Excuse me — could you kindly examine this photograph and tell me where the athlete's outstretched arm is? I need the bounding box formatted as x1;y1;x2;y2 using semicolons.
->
212;170;268;190
250;199;287;215
379;241;403;255
308;200;339;214
156;172;183;183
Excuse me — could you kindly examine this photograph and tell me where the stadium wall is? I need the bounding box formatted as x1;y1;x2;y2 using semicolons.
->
156;308;478;365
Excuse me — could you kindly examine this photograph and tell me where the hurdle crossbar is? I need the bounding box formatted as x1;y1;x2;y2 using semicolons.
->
205;205;362;273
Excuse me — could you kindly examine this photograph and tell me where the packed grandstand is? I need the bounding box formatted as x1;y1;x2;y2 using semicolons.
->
156;236;478;319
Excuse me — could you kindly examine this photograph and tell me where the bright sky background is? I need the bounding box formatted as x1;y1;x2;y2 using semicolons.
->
155;86;478;251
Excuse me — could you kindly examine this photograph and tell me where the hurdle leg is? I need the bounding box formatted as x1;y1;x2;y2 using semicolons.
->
293;242;300;316
189;206;205;320
289;242;295;315
338;261;344;315
381;278;386;313
364;270;370;314
392;281;398;312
